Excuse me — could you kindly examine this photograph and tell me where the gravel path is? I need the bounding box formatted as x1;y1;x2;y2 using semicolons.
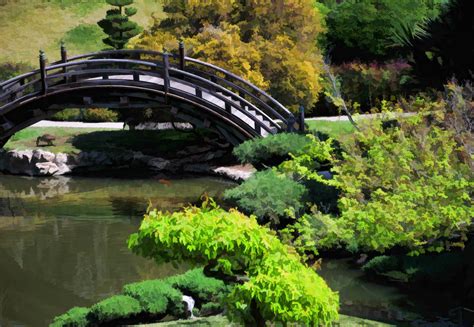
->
31;113;414;129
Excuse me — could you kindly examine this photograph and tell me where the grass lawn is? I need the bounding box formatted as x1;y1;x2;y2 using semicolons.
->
3;127;206;157
0;0;164;66
306;119;356;138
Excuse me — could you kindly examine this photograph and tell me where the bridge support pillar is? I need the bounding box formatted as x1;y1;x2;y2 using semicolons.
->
179;41;185;70
60;42;68;83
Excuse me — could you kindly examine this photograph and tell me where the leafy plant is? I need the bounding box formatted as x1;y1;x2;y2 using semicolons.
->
224;169;307;226
133;0;325;112
50;307;89;327
166;268;228;307
324;0;445;62
82;108;119;122
98;0;142;50
127;200;339;326
281;109;473;255
123;279;183;317
233;133;311;169
88;295;142;323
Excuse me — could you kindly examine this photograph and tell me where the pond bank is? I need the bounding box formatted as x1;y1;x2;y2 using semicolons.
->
0;148;255;181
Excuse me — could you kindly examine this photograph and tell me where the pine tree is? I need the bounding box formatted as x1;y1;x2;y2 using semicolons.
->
98;0;142;50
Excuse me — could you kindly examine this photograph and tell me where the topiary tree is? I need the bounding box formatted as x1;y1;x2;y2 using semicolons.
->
97;0;142;50
127;199;339;326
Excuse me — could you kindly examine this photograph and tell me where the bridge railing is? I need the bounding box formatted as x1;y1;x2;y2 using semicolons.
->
0;46;298;133
49;47;297;130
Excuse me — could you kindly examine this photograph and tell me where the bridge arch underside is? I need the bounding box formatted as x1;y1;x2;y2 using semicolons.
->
0;85;262;148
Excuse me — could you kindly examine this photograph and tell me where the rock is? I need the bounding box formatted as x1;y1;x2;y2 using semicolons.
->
32;149;55;163
35;162;59;176
147;158;170;171
183;163;212;174
54;153;68;165
213;164;256;181
5;150;34;175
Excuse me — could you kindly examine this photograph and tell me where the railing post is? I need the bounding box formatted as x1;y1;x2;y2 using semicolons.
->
60;42;68;83
39;50;47;95
286;114;296;133
163;52;170;103
299;105;305;133
178;41;185;71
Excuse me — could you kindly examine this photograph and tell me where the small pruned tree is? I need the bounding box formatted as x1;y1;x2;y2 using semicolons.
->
127;199;339;326
98;0;142;50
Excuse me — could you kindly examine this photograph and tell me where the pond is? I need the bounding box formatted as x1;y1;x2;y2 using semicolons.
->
0;174;234;326
0;174;461;326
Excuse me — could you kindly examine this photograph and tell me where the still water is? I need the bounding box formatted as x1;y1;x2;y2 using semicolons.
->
0;174;234;326
0;175;463;326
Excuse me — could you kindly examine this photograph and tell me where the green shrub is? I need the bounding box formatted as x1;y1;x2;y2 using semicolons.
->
199;302;223;317
0;62;33;81
82;108;119;122
88;295;142;323
281;111;473;254
233;133;311;169
224;169;307;225
49;307;89;327
332;60;413;111
51;109;82;121
128;200;339;325
325;0;444;62
123;279;183;317
166;268;227;305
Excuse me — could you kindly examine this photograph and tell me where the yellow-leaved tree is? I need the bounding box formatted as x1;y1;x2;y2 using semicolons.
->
132;0;325;112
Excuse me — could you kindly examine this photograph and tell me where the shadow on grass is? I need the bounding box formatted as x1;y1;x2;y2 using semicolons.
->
70;130;208;157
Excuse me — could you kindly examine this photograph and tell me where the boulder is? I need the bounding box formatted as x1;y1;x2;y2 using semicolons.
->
34;162;60;176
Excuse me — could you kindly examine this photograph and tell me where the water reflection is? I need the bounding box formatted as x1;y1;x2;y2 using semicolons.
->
0;174;234;326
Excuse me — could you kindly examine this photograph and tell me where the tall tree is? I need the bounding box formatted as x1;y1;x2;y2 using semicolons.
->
98;0;142;50
134;0;325;113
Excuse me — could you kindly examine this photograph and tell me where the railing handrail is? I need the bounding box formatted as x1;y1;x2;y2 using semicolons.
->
0;48;295;133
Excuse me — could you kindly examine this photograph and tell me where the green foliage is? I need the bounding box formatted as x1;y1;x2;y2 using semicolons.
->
134;0;325;112
82;108;119;122
0;62;33;82
123;279;183;316
331;61;413;111
410;0;473;88
98;0;141;49
362;256;399;274
49;307;89;327
233;133;311;169
51;108;118;122
166;268;227;306
224;169;307;225
281;110;473;255
88;295;142;323
128;201;339;325
324;0;445;62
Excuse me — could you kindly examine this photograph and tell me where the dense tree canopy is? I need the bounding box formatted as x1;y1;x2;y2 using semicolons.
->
322;0;446;62
132;0;325;112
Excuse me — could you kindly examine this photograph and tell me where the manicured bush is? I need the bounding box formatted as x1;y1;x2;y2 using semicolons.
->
232;133;311;169
128;200;339;325
224;169;307;225
82;108;119;122
88;295;142;324
166;268;227;306
51;109;82;121
123;279;184;317
50;307;89;327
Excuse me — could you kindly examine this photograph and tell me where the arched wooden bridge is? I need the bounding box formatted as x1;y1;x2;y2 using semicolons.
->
0;44;303;147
